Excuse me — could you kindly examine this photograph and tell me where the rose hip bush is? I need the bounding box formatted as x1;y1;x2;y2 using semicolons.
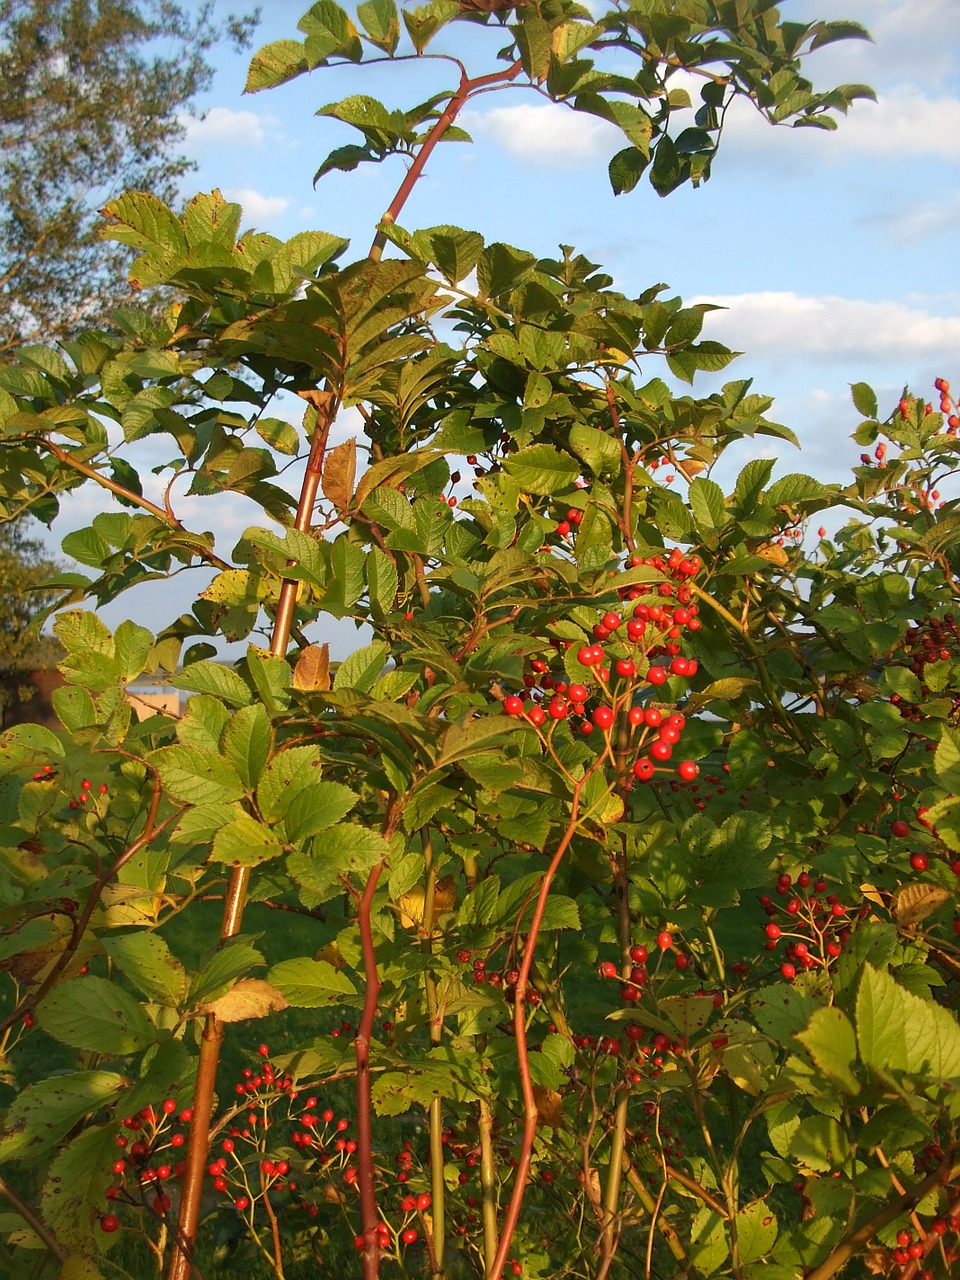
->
0;4;959;1279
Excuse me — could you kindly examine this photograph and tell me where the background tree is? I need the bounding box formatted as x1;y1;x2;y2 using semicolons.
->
0;0;260;353
0;520;61;722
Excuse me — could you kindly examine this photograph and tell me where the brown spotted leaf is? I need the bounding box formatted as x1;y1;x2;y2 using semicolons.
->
321;438;357;511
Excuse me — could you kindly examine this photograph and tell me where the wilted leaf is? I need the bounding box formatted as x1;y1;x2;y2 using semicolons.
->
201;978;288;1022
293;642;331;691
752;542;790;567
321;438;357;511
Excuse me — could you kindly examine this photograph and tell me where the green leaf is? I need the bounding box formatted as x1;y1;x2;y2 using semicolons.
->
257;745;324;822
213;815;286;866
401;0;458;55
851;381;878;418
687;476;727;534
171;660;253;707
788;1113;849;1174
268;957;358;1007
857;963;960;1082
112;620;153;683
288;822;391;898
477;242;537;298
102;933;187;1005
255;416;299;455
299;0;363;62
37;976;157;1055
334;640;389;692
609;146;649;196
244;39;309;92
357;0;400;54
221;703;272;792
796;1007;860;1095
568;424;621;478
150;745;245;805
736;1201;778;1266
282;781;359;842
41;1124;117;1250
188;937;265;1004
504;444;579;495
366;547;399;619
0;1072;123;1162
934;727;960;791
511;16;552;81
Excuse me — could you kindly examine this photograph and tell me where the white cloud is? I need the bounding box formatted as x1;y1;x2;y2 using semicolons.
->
467;102;621;168
181;107;276;147
693;291;960;366
228;188;291;224
726;87;960;162
789;0;960;86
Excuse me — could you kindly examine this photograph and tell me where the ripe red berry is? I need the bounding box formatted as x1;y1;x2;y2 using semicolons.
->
910;852;929;871
577;645;603;667
615;658;636;678
890;820;910;838
592;706;614;729
646;665;668;686
627;705;644;725
503;696;523;716
781;963;796;981
402;1228;418;1245
677;760;698;781
599;961;618;979
100;1214;120;1233
630;945;648;964
632;758;654;781
602;612;621;631
656;930;672;951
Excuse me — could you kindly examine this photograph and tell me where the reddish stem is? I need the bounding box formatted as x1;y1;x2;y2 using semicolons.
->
487;782;584;1279
369;60;523;261
356;859;386;1280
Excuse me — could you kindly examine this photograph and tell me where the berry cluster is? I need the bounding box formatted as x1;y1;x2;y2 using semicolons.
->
500;548;704;785
889;613;960;727
757;872;857;980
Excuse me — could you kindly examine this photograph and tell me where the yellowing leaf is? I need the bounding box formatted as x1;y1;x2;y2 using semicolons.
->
321;438;357;511
201;978;288;1022
533;1085;564;1128
315;942;344;970
893;882;950;926
753;542;790;567
293;642;331;692
677;459;706;479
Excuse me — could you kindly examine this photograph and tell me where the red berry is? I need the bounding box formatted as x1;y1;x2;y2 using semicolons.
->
656;930;672;951
100;1214;120;1233
503;696;523;716
578;645;603;667
647;665;668;686
910;852;928;871
599;961;618;979
602;612;621;631
891;819;910;838
568;684;588;703
629;945;648;964
781;963;796;981
402;1228;418;1245
615;658;636;678
592;706;614;730
627;706;644;726
677;760;698;781
632;758;654;781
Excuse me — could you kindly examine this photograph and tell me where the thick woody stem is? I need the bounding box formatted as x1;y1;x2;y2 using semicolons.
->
167;404;334;1280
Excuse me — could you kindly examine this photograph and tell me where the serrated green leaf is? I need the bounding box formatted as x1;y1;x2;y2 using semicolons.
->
150;745;245;805
282;781;358;842
213;815;286;866
221;703;272;791
38;976;157;1055
797;1006;860;1095
0;1072;123;1162
268;957;358;1006
102;933;187;1005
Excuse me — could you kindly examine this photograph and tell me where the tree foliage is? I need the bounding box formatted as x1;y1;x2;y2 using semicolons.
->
0;4;958;1280
0;0;259;353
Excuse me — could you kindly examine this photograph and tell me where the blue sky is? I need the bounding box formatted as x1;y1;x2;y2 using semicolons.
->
52;1;960;651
